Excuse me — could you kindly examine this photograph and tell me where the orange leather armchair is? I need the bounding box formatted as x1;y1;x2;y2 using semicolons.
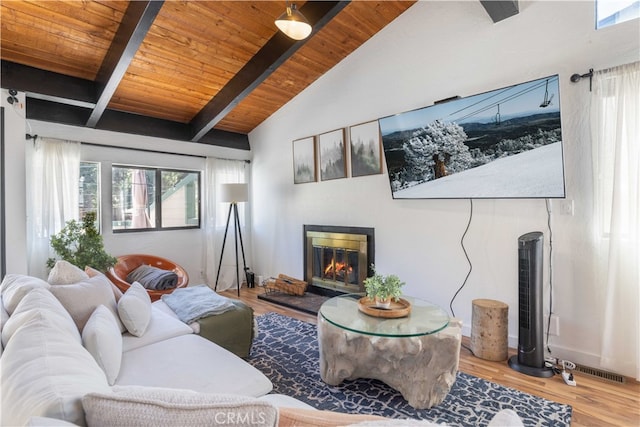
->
106;254;189;301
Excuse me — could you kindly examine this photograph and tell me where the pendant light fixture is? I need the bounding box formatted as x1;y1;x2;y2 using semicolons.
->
275;2;312;40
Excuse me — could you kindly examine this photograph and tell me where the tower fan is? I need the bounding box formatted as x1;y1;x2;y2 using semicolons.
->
508;232;554;377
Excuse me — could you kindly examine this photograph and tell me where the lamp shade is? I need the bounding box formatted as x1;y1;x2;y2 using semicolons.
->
275;3;312;41
219;183;248;203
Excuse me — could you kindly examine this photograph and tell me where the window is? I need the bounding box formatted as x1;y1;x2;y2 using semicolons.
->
112;166;200;232
79;161;100;222
160;169;200;228
596;0;639;29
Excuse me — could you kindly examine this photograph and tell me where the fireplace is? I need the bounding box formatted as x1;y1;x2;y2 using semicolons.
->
304;225;374;295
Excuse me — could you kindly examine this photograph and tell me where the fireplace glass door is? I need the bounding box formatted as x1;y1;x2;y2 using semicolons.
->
305;226;373;294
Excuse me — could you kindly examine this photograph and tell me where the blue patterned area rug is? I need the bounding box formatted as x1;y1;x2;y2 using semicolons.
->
250;313;572;426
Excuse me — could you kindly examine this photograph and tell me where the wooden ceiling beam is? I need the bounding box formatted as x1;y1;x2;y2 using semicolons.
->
1;60;96;108
27;97;249;150
86;0;164;128
2;0;411;140
189;1;350;142
480;0;519;23
27;98;92;127
1;59;249;149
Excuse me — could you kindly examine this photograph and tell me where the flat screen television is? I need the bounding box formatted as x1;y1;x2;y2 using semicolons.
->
378;75;566;199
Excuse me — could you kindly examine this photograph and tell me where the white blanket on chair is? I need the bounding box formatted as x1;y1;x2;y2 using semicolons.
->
161;285;235;324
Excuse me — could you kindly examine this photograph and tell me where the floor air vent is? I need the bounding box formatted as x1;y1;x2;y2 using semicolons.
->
575;364;626;384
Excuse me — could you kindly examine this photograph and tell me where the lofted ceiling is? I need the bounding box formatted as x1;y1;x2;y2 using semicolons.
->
0;1;516;150
0;0;416;149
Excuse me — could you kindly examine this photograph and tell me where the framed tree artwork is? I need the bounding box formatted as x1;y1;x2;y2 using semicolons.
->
349;120;382;177
318;128;346;181
292;136;316;184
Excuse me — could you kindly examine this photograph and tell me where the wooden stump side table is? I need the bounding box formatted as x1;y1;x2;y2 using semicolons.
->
470;298;509;361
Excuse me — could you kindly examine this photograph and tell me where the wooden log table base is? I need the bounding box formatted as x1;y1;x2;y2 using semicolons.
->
470;299;509;361
318;315;462;409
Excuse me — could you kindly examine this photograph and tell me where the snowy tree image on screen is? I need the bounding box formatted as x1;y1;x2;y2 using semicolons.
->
403;120;472;183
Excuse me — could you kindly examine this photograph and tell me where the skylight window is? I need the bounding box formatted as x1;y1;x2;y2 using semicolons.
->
596;0;640;29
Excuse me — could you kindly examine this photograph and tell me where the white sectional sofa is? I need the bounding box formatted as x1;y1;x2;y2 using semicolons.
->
0;265;524;427
0;267;309;426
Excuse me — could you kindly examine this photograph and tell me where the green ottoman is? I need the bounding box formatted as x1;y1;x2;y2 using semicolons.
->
196;299;254;358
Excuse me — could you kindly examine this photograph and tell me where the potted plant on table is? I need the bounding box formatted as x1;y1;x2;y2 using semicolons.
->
363;264;406;309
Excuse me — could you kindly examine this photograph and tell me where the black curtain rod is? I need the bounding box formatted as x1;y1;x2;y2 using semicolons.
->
23;136;250;163
82;141;251;163
569;68;594;91
81;141;207;159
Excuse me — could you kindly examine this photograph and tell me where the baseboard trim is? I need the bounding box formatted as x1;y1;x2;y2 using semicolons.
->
459;327;631;381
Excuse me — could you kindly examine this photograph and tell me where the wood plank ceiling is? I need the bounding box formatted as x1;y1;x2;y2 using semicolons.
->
0;0;416;150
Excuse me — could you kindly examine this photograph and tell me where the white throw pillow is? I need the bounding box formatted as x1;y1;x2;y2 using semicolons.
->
118;282;151;337
82;386;278;427
122;306;193;352
0;274;50;315
0;297;8;357
1;308;110;426
82;305;123;385
85;267;123;302
47;260;90;285
2;288;80;348
50;274;125;333
0;295;9;331
0;297;8;329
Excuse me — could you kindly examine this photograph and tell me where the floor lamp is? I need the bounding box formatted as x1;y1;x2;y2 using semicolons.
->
214;183;248;296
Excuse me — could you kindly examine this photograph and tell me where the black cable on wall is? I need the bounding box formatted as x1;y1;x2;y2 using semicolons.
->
449;198;474;318
545;199;555;354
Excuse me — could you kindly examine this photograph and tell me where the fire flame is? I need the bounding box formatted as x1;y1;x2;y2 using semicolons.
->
324;259;353;277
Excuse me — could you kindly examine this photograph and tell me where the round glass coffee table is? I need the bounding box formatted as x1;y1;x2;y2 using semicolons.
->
317;293;462;409
319;293;450;337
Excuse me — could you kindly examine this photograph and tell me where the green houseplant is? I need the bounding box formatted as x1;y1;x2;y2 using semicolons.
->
46;211;117;273
363;264;406;308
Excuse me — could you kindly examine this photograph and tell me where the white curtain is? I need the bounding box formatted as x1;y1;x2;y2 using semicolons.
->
26;137;81;279
131;169;152;228
203;158;251;291
591;61;640;380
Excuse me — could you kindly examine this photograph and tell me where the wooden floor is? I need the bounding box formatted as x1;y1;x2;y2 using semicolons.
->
221;287;640;427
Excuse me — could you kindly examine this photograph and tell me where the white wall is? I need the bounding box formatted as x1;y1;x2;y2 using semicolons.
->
1;90;28;274
249;1;640;375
